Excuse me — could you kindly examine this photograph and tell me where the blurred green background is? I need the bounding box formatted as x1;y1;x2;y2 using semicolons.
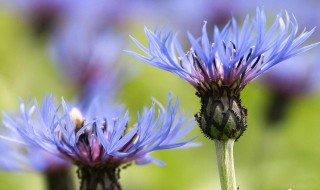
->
1;6;320;190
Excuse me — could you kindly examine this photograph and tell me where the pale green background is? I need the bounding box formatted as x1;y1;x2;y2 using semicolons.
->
1;10;320;190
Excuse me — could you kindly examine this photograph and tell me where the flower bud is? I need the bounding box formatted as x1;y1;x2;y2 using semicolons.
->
195;79;247;141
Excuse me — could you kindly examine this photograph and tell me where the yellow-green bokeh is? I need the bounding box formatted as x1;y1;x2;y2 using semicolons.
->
1;9;320;190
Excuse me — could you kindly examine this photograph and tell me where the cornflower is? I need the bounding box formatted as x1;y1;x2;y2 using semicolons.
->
128;8;318;190
260;54;320;124
1;0;73;36
50;22;123;106
3;94;196;190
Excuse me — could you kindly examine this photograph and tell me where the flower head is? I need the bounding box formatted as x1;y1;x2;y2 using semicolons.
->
131;0;237;33
258;53;320;124
50;23;123;104
3;94;196;168
2;0;74;36
129;9;316;94
128;9;317;141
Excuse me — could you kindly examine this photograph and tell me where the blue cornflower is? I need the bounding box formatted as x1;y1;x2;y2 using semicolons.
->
129;9;316;92
262;53;320;96
258;53;320;124
3;93;196;189
2;0;75;36
50;22;124;106
128;9;318;141
131;0;237;32
2;0;130;36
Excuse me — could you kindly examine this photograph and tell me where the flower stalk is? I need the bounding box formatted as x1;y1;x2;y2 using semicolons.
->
214;139;237;190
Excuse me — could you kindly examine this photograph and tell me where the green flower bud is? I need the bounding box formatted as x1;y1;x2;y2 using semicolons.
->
195;79;247;141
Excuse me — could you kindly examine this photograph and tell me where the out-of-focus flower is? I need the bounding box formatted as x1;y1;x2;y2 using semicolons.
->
1;0;74;36
262;54;319;97
64;0;130;30
50;24;123;104
259;53;320;124
128;9;317;141
1;0;132;37
131;0;240;34
3;93;196;189
49;0;133;106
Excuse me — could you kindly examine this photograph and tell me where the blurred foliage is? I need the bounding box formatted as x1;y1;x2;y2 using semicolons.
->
1;7;320;190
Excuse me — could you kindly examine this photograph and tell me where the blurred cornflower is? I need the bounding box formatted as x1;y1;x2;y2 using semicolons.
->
65;0;130;29
128;8;317;141
3;94;196;190
1;0;132;38
49;0;133;107
132;0;240;35
50;23;123;105
1;0;73;36
260;53;320;124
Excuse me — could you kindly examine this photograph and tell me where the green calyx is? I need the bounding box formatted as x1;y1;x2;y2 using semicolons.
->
77;165;122;190
195;79;247;141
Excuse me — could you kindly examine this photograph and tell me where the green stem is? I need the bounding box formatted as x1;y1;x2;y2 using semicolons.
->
214;139;237;190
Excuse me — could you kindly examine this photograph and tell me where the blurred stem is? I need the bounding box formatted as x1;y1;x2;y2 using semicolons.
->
214;139;237;190
45;169;74;190
265;92;291;125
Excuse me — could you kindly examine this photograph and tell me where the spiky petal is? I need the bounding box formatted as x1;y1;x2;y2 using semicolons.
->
128;8;317;92
3;93;196;167
128;8;318;141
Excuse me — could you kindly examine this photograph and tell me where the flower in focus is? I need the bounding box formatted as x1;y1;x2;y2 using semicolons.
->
3;93;196;189
128;8;318;141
